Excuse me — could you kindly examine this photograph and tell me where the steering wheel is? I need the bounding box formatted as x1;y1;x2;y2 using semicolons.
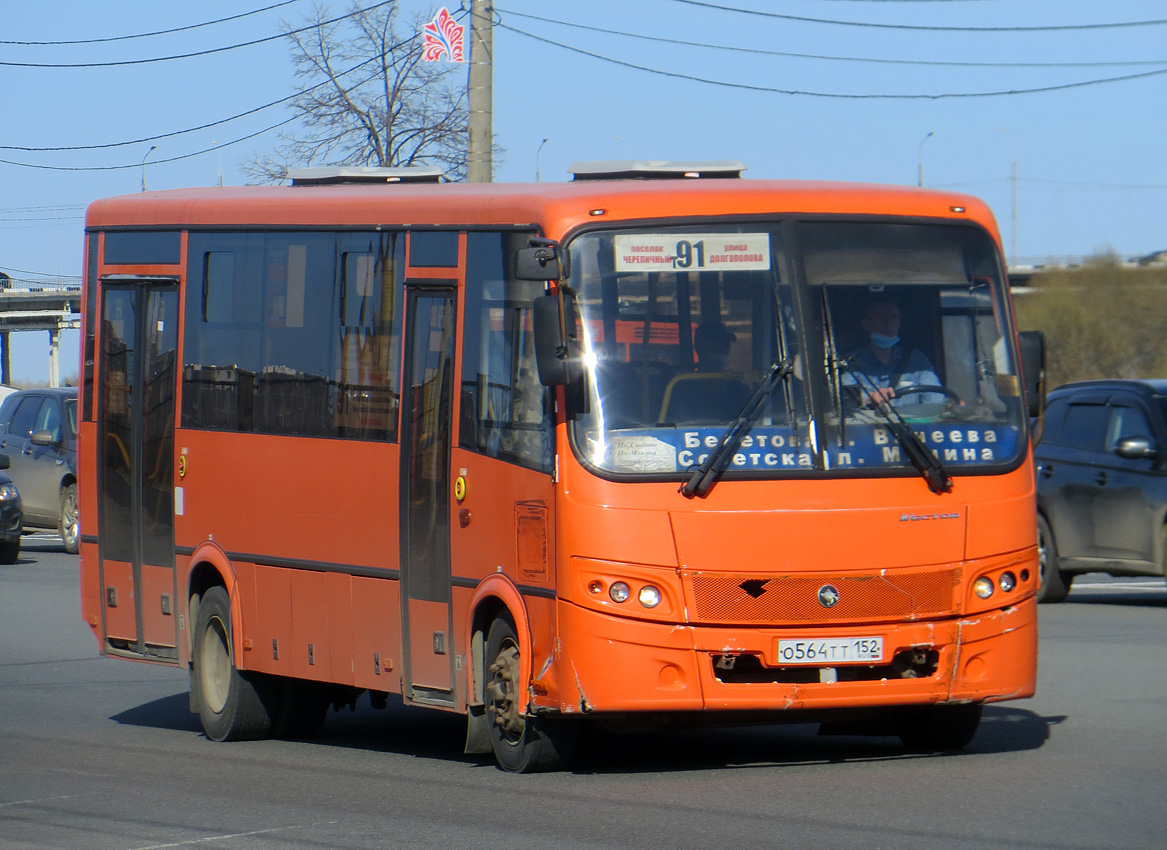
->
886;384;963;405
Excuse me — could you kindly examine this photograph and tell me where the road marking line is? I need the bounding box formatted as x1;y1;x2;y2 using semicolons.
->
124;822;339;850
0;794;81;808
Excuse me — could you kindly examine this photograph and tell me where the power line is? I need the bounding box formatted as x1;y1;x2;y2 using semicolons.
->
499;22;1167;98
0;38;410;153
0;1;299;46
497;9;1167;69
0;25;420;170
0;204;86;213
0;117;298;172
0;264;81;277
666;0;1167;31
0;0;394;69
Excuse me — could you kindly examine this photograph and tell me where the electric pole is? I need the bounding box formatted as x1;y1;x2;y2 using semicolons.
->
467;0;493;183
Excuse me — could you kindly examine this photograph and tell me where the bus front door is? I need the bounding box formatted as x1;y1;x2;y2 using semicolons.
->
97;281;179;660
400;288;457;704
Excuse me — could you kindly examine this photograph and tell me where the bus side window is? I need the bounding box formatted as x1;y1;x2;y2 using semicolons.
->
460;232;553;474
336;233;403;441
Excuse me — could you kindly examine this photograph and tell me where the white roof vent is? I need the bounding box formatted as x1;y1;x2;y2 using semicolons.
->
569;160;747;181
287;165;446;186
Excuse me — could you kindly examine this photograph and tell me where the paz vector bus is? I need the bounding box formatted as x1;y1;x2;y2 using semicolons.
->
78;161;1041;771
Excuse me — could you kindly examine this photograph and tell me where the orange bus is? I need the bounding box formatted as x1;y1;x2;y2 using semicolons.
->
79;161;1039;771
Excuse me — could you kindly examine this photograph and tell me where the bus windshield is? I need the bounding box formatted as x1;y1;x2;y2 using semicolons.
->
567;221;1026;480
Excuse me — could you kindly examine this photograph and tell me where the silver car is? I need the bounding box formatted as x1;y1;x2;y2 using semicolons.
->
0;388;78;553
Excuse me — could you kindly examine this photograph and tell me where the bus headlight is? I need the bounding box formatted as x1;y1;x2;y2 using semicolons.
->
999;571;1017;593
638;585;662;608
973;576;995;599
0;484;19;501
609;582;631;603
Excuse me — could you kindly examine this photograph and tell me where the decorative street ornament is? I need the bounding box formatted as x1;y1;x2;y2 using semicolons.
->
422;7;466;62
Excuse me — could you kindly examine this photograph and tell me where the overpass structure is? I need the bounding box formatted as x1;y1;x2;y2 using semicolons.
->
0;279;82;387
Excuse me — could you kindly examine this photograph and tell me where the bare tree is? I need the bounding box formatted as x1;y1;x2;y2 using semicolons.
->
243;1;470;183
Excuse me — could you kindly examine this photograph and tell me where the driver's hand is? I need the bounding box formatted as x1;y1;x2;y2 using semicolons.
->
866;387;896;405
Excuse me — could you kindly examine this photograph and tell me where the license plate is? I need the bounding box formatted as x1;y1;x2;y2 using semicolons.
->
777;637;883;665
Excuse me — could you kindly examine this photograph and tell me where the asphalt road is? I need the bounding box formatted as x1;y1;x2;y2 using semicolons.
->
2;537;1164;850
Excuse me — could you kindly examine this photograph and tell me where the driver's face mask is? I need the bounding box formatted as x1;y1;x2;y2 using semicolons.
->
870;332;900;349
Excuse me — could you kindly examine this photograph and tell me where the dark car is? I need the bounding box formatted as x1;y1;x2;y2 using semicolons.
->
0;454;23;563
0;388;78;554
1034;379;1167;602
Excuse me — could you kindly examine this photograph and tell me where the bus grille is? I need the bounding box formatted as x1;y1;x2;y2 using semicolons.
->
686;568;961;624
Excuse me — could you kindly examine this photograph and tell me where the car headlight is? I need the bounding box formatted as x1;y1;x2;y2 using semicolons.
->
0;484;19;501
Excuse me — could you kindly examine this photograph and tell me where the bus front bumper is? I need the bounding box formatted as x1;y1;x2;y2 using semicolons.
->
542;597;1036;716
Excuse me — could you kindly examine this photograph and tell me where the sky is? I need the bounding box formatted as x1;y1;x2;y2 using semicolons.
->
4;0;1166;384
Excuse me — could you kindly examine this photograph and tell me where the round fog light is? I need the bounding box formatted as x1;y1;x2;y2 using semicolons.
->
609;581;631;603
999;571;1017;593
638;585;662;608
974;576;995;599
588;580;603;595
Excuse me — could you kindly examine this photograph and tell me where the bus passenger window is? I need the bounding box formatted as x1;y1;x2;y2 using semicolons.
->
460;232;553;473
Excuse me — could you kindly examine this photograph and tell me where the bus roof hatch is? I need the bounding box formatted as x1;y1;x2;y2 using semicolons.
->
287;165;447;186
569;160;747;181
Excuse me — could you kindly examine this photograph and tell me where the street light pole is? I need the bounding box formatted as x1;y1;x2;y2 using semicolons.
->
997;127;1018;265
141;145;157;192
1010;157;1018;265
917;131;934;187
536;138;548;182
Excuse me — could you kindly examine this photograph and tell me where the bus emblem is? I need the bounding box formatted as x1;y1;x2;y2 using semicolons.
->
818;585;840;608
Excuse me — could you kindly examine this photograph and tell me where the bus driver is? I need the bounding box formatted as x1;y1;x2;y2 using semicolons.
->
846;299;945;406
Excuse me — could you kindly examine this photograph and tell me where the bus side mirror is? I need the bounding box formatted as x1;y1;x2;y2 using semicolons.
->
533;292;581;386
1018;330;1046;420
515;237;571;281
0;453;9;470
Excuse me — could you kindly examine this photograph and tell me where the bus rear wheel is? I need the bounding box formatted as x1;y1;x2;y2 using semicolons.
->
192;586;274;742
897;703;982;752
484;616;576;773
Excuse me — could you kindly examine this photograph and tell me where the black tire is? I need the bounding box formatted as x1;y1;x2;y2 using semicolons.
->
897;703;983;751
0;539;19;565
1037;514;1071;603
485;615;577;773
59;483;79;555
192;586;274;742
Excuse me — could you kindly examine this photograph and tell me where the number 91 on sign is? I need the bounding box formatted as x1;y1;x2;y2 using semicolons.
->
776;637;883;665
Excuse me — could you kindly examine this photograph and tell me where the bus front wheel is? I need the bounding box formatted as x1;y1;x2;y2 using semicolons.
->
484;615;576;773
192;586;274;742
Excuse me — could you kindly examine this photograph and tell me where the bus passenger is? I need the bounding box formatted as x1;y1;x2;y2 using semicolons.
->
693;321;736;372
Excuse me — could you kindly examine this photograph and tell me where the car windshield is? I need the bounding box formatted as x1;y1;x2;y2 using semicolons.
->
566;221;1027;481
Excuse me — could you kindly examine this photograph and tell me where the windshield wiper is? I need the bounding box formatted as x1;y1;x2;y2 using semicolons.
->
680;357;796;499
836;357;953;495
